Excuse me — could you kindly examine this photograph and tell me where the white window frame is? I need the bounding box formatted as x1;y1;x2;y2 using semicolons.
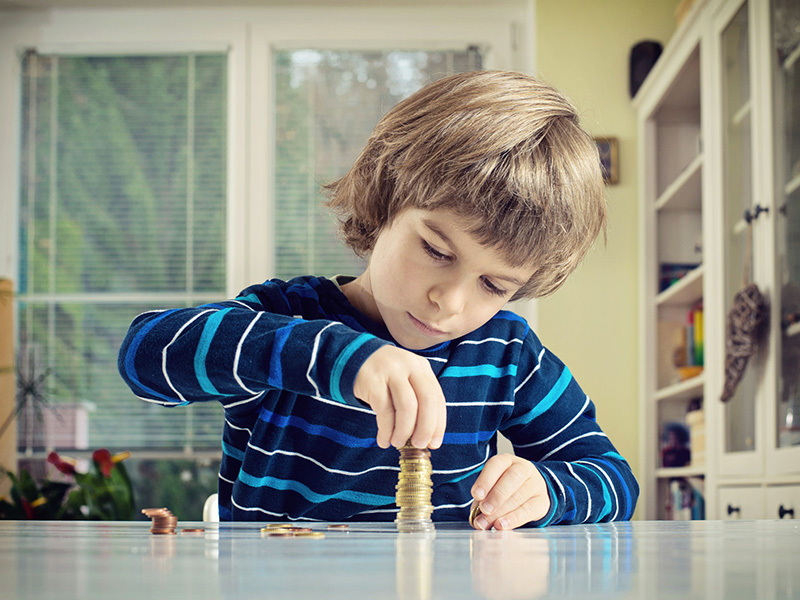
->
0;3;535;458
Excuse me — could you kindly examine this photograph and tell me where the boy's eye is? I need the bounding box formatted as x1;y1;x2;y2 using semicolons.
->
422;241;450;261
481;277;508;297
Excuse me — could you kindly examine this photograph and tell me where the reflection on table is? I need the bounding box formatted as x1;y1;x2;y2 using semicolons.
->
1;519;798;599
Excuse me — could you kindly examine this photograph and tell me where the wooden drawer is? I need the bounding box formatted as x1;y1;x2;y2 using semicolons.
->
717;486;764;520
765;485;800;520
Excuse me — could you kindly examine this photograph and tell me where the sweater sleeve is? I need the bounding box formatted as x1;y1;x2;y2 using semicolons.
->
500;334;639;525
117;280;389;408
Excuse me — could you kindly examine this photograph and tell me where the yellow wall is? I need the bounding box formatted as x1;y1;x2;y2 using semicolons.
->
535;0;679;510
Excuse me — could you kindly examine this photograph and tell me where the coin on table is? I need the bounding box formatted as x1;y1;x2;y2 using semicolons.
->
292;531;325;538
468;501;483;528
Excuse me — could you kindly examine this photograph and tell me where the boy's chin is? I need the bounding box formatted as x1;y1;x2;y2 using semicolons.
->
393;332;453;351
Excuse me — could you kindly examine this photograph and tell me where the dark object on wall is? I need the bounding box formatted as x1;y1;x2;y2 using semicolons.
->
594;137;619;185
630;41;663;98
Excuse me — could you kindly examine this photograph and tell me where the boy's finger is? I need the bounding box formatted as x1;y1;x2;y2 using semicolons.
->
489;495;549;531
478;460;531;517
430;390;447;449
389;379;418;448
471;454;513;505
409;371;444;448
371;393;395;449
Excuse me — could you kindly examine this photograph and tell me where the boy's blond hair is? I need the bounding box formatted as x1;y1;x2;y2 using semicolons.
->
325;70;607;300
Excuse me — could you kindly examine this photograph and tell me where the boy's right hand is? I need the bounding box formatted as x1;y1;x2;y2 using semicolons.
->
353;345;446;450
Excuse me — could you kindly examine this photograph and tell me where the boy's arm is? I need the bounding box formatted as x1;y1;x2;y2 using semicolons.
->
117;281;388;407
488;341;639;527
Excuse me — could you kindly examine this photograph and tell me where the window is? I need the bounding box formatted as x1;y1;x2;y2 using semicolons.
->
1;5;524;517
17;52;228;454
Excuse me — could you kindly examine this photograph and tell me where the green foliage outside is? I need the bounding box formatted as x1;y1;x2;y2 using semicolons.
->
0;449;134;520
128;457;220;521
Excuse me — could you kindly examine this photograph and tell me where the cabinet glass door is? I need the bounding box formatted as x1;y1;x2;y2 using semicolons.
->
773;0;800;451
721;2;760;456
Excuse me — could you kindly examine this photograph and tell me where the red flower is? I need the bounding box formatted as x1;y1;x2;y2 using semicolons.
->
92;448;114;478
47;451;76;476
21;497;34;520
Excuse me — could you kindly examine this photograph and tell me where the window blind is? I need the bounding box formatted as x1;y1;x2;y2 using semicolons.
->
17;51;228;453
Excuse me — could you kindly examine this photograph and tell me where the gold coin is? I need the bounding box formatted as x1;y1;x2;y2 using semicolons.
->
468;502;483;528
292;531;325;539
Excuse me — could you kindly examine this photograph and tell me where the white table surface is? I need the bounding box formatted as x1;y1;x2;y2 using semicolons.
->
1;519;798;599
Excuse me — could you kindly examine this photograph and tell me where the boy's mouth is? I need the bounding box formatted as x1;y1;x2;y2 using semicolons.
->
408;313;446;337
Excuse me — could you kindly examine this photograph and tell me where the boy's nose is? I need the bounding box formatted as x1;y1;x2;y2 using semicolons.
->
428;279;467;316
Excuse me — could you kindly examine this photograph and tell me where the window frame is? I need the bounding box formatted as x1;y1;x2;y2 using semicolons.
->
0;4;533;460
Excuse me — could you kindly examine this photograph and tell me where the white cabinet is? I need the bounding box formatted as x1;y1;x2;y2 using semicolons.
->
765;485;800;520
718;485;764;520
636;0;800;520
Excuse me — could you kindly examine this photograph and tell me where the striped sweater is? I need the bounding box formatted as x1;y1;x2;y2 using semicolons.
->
118;276;638;525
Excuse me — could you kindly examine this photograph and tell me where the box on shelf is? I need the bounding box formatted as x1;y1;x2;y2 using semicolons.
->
686;407;705;467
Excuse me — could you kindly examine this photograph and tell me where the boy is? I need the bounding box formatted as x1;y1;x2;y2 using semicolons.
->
118;70;638;529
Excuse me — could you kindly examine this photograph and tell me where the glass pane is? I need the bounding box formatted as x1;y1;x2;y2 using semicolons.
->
273;48;482;280
18;54;227;296
17;52;228;454
16;302;225;452
774;0;800;448
721;3;758;453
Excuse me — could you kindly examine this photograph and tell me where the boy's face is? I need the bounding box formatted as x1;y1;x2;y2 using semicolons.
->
350;208;533;350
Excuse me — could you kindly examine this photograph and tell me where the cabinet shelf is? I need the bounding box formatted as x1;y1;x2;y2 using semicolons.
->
731;100;751;126
655;373;705;403
656;264;704;306
784;42;800;71
656;466;706;478
655;153;703;212
786;173;800;196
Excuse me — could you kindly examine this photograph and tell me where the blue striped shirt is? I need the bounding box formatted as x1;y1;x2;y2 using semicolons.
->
118;276;638;525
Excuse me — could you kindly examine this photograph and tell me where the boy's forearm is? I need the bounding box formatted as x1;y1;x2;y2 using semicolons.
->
117;303;387;406
528;456;639;526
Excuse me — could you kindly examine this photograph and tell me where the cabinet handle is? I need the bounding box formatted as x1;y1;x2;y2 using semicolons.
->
727;504;741;517
743;204;769;223
778;505;795;519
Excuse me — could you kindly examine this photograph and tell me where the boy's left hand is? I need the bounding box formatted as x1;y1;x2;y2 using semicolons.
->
470;453;550;531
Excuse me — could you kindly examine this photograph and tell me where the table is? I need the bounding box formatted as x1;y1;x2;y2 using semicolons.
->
1;519;798;599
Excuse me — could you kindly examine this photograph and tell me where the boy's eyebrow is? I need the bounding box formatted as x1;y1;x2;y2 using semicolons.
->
423;219;456;248
422;218;525;287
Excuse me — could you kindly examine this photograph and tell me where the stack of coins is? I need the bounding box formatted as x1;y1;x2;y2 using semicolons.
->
142;508;178;534
395;441;434;532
